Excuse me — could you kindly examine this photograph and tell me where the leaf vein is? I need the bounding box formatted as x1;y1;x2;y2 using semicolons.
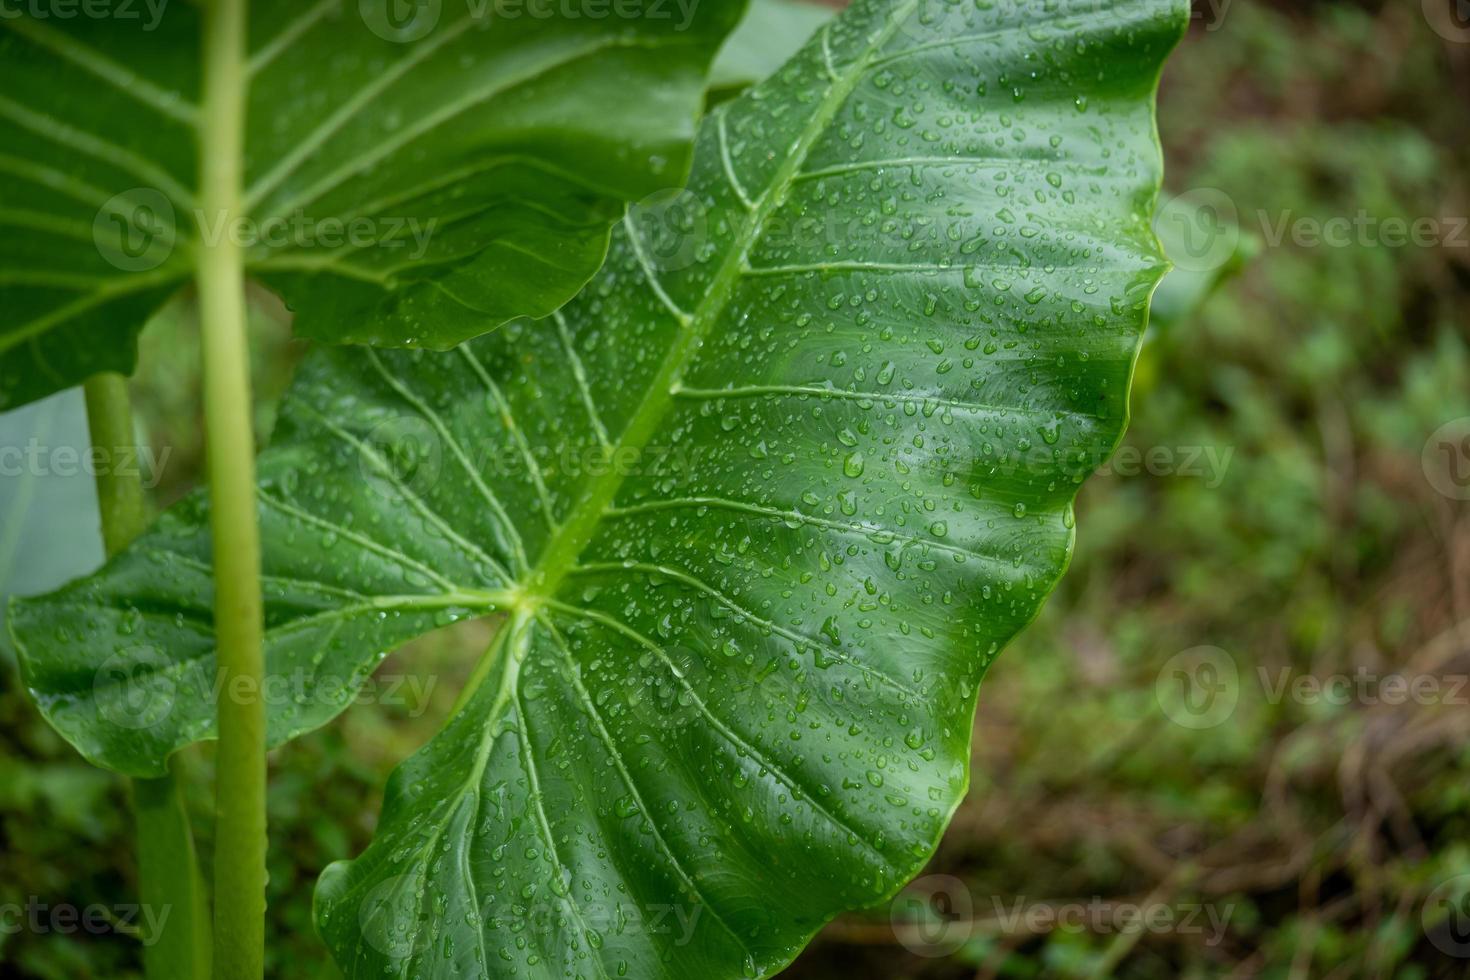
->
545;603;894;869
672;383;1105;422
0;18;198;125
0;95;195;208
246;0;339;77
539;614;757;962
622;210;693;325
456;346;559;530
294;399;515;581
256;488;463;594
716;111;754;211
365;349;532;570
515;689;614;980
567;561;923;700
553;310;613;452
604;496;1019;570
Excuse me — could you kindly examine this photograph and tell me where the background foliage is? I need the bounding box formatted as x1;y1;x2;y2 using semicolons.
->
2;0;1468;976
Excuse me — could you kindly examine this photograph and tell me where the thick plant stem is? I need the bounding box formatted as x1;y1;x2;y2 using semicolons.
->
132;772;213;980
82;373;150;556
83;373;212;980
197;0;267;976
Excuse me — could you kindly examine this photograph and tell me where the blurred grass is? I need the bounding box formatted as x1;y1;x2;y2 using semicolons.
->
2;1;1469;977
793;2;1470;977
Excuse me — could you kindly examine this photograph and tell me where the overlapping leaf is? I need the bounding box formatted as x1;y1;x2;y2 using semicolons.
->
9;0;1188;975
0;0;741;408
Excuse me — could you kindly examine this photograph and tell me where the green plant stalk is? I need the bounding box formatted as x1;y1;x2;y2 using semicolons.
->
83;372;211;980
197;0;267;975
82;373;150;556
131;773;213;980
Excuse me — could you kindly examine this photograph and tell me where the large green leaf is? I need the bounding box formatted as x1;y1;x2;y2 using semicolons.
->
9;0;1187;974
0;0;742;409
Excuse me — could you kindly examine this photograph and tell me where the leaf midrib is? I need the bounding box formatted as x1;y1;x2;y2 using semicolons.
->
518;0;923;610
384;13;926;952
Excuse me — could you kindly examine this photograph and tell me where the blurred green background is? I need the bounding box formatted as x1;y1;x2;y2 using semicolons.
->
3;1;1469;977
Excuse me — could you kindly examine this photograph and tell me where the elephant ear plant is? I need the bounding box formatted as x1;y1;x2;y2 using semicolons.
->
0;0;742;976
2;0;1188;977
